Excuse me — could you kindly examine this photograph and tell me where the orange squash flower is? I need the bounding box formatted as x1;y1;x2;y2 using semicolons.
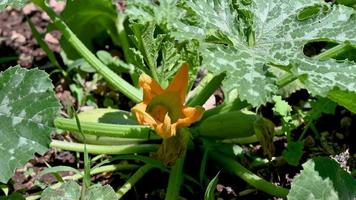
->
132;64;204;138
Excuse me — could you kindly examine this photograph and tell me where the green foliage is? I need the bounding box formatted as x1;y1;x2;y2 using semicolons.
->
41;180;118;200
0;0;25;10
328;89;356;113
128;0;356;106
128;22;200;87
204;172;219;200
60;0;120;58
0;67;60;183
0;192;24;200
126;0;183;31
288;157;356;200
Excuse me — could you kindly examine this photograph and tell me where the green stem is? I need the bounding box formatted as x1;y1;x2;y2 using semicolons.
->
313;42;350;60
54;118;159;139
28;18;66;77
32;0;142;102
164;129;190;200
276;74;299;88
187;72;226;107
50;140;159;155
64;164;139;181
200;99;249;121
165;157;185;200
117;164;154;199
209;151;289;197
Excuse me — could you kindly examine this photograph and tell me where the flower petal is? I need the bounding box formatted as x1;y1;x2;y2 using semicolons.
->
131;103;156;126
166;63;189;105
139;73;164;103
176;106;204;127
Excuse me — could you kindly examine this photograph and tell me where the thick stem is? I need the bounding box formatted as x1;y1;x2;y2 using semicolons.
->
188;72;226;107
209;151;289;197
117;164;154;199
32;0;142;102
50;140;159;155
54;117;158;139
164;129;190;200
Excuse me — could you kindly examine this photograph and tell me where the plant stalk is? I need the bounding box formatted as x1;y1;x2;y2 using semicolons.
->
32;0;142;102
50;140;159;155
54;117;159;139
209;151;289;197
117;164;154;199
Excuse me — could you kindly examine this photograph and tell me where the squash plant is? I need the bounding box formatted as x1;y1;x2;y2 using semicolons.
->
0;0;355;199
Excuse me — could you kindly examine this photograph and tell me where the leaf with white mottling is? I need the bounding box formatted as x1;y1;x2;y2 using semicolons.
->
171;0;356;106
0;0;26;10
41;181;118;200
126;0;183;31
0;66;60;183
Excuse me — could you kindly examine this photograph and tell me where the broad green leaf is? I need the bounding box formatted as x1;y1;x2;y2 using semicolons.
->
288;157;356;200
128;22;200;87
328;89;356;113
0;0;25;10
41;181;81;200
41;181;118;200
282;141;304;166
83;184;118;200
126;0;184;31
60;0;120;58
170;0;356;106
0;67;60;183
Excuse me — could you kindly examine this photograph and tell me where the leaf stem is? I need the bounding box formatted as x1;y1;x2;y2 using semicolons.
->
50;140;159;155
209;150;289;197
54;117;159;139
164;129;190;200
313;42;350;60
187;72;226;107
116;164;154;199
32;0;142;102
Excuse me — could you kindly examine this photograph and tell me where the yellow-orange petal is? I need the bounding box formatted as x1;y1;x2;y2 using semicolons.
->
166;63;189;105
176;106;204;128
139;73;164;103
155;113;176;138
131;103;156;126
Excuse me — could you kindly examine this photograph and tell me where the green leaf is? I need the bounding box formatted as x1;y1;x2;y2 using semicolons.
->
84;184;118;200
0;0;26;10
41;181;81;200
272;96;292;121
128;22;200;87
282;141;304;166
204;172;219;200
60;0;120;58
0;66;60;183
171;0;356;106
288;157;356;200
41;181;118;200
0;192;24;200
126;0;183;31
328;89;356;113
